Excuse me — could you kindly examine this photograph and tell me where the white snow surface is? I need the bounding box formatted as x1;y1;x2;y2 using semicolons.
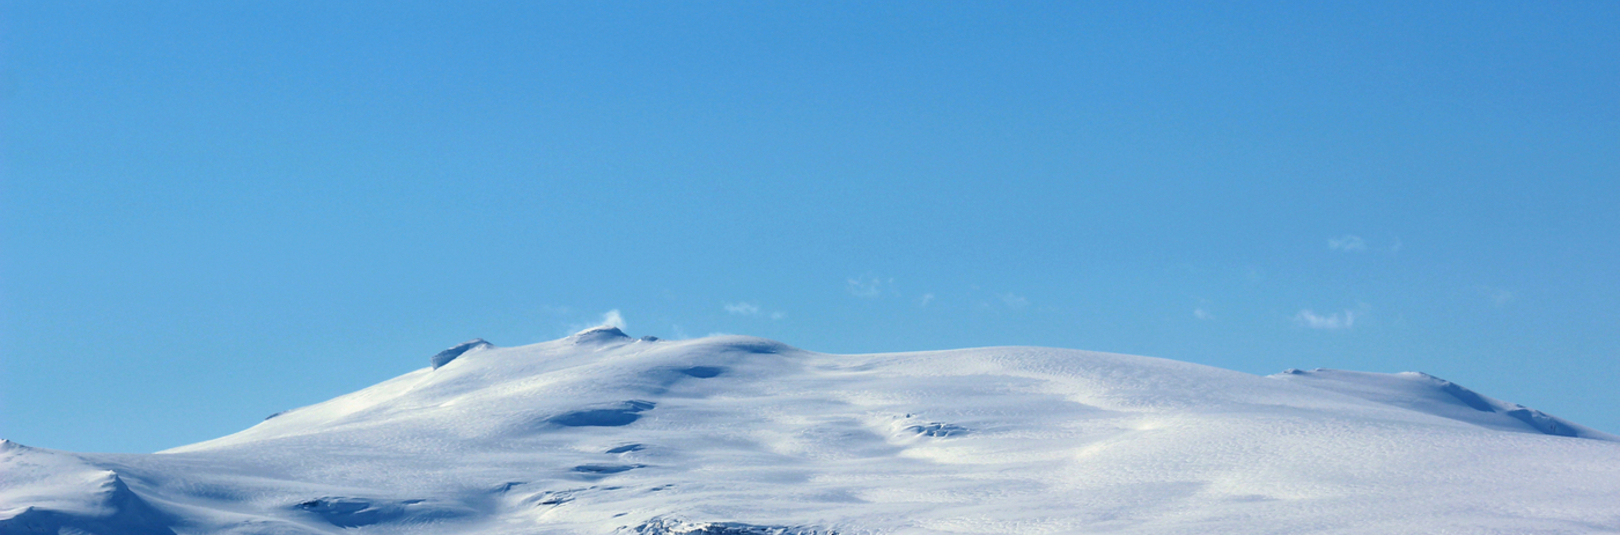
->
5;326;1620;534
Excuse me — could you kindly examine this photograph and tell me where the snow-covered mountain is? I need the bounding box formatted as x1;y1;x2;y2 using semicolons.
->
4;326;1618;534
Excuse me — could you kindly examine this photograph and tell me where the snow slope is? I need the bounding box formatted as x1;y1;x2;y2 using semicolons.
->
4;326;1619;534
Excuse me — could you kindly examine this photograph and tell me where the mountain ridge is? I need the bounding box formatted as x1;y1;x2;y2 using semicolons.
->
5;327;1619;534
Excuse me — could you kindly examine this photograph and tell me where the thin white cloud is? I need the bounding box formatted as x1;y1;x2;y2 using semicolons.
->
1294;309;1355;330
917;293;935;308
1329;235;1368;252
847;274;892;298
1481;287;1515;306
1388;237;1403;253
1194;308;1213;320
724;302;761;315
998;293;1029;309
600;309;627;330
724;301;784;320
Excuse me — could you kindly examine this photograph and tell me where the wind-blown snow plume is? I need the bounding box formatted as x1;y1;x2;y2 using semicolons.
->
600;309;627;329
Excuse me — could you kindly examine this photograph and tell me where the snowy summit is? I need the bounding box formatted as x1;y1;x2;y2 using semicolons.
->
3;327;1618;534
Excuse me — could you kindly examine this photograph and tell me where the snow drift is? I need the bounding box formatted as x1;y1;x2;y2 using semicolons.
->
3;326;1618;534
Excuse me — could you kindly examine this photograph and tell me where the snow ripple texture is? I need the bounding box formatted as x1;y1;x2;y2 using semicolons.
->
3;326;1619;534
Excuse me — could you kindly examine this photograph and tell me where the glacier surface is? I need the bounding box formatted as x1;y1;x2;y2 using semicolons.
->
4;326;1619;534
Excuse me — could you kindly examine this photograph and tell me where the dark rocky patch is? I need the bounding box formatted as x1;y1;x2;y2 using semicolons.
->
906;423;968;437
631;518;835;535
294;497;471;528
430;339;493;369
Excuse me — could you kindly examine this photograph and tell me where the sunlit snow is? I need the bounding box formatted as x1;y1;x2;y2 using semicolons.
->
4;326;1618;534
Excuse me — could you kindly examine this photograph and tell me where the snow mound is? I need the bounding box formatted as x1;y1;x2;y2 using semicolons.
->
570;325;632;345
1271;368;1618;440
0;441;176;535
430;338;493;369
4;332;1620;534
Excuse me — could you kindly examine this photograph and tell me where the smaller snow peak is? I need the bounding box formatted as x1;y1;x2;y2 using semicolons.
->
1427;377;1497;412
430;339;494;369
1271;368;1616;441
91;470;130;494
569;325;631;345
640;335;660;342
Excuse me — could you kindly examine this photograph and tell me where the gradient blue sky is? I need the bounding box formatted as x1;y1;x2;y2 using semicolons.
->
3;2;1617;453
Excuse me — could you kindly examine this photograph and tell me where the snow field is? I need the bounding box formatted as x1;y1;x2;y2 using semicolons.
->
3;326;1618;534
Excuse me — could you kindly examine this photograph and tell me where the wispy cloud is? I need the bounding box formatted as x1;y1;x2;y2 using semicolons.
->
847;274;892;298
1329;235;1402;254
1294;309;1355;330
723;301;785;320
998;293;1029;309
1479;286;1515;306
1194;308;1213;320
724;302;761;315
600;309;627;330
917;293;935;308
1328;235;1368;252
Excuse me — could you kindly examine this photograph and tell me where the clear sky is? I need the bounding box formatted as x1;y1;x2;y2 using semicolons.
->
2;2;1616;454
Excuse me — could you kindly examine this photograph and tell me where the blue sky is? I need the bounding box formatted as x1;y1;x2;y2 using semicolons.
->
3;2;1616;453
